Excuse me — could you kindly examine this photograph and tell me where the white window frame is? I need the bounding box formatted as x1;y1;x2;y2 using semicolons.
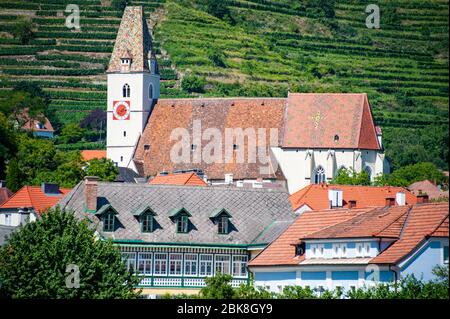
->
214;254;231;275
364;243;371;257
122;252;136;272
232;255;248;278
199;254;213;277
332;243;347;258
137;252;152;276
184;253;198;277
153;253;168;276
168;253;183;276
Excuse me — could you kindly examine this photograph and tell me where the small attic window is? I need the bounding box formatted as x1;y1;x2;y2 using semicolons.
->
144;144;150;151
233;144;239;150
334;135;339;143
209;209;232;235
121;58;131;65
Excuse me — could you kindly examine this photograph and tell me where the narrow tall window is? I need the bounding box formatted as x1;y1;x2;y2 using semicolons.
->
218;216;229;234
444;246;449;265
364;166;372;181
122;84;130;98
177;215;189;233
141;212;154;233
103;212;115;232
314;166;326;184
149;84;153;99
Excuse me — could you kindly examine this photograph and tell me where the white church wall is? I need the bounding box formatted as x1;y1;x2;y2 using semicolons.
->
106;72;159;170
273;148;382;194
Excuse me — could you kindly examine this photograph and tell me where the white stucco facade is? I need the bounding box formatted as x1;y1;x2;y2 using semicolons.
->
272;147;389;194
106;71;160;171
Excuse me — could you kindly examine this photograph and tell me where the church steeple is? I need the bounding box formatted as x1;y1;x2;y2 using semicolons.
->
106;6;160;172
107;6;155;74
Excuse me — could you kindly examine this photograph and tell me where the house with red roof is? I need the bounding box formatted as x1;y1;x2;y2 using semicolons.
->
81;150;107;161
408;180;449;201
249;202;449;294
0;183;71;227
289;184;419;214
20;113;55;139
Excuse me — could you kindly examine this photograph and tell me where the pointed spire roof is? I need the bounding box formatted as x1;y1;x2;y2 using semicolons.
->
107;6;153;73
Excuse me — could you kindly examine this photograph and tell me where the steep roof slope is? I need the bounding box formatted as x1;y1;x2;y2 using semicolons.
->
282;93;380;150
81;150;107;161
107;6;153;73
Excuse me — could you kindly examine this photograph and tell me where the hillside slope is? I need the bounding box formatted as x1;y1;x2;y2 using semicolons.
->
0;0;448;170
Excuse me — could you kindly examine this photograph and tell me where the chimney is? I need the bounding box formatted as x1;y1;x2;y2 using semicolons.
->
85;176;99;212
224;173;233;184
395;192;406;206
348;200;357;209
328;189;343;208
385;197;395;207
417;193;429;204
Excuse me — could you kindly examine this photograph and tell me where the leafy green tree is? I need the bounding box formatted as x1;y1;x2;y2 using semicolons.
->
203;0;234;23
181;75;206;93
374;162;446;187
58;123;86;144
11;18;34;45
200;273;236;299
0;91;47;127
331;167;371;186
5;158;21;192
13;81;49;105
0;113;17;180
0;207;140;298
84;158;119;182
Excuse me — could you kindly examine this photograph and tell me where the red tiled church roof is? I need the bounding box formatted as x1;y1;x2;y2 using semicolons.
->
149;173;207;186
0;186;71;214
289;184;417;211
282;93;380;150
134;94;380;180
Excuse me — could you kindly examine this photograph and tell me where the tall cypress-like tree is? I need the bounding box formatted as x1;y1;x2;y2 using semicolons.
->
0;207;140;299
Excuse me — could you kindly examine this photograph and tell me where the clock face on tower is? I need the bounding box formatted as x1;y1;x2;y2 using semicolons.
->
112;101;131;120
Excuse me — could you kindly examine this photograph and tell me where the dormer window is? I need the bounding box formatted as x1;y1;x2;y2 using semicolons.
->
95;204;118;232
295;242;306;256
209;209;232;235
169;208;192;234
132;206;157;233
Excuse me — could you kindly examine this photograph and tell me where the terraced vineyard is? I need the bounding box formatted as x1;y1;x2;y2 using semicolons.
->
0;0;448;169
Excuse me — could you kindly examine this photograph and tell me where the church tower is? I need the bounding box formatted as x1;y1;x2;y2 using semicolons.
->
106;6;160;172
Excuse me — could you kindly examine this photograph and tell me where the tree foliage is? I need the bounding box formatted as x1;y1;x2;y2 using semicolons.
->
374;162;447;187
0;207;140;298
200;273;236;299
181;75;206;93
57;123;86;144
331;167;371;186
84;158;119;182
11;18;34;45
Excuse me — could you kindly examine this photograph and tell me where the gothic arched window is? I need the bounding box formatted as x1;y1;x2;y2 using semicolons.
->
314;166;326;184
149;84;153;99
122;84;130;98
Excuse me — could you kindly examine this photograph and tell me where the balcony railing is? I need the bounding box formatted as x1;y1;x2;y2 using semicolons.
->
137;276;248;288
